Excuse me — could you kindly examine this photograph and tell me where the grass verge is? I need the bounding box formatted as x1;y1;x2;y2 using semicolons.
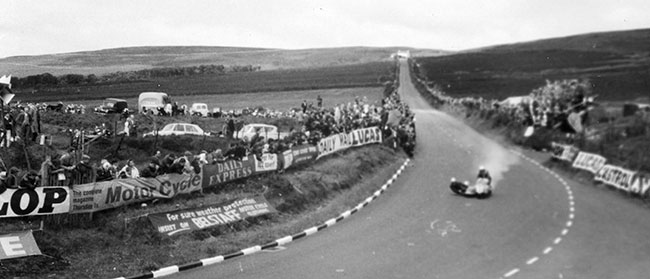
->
0;145;406;278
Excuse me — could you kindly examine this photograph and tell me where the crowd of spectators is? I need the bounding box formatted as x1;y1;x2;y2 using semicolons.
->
428;79;596;138
1;88;417;191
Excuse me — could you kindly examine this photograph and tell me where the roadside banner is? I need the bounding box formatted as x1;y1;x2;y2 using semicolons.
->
70;173;202;213
594;164;636;192
572;151;607;174
202;156;255;189
254;153;278;173
282;145;318;169
281;150;293;170
550;142;579;162
148;195;276;236
1;187;70;218
0;231;42;260
629;173;650;197
317;126;382;159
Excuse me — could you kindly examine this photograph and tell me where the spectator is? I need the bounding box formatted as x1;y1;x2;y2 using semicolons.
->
39;155;55;185
224;142;247;160
18;170;40;189
6;167;20;189
140;158;160;178
160;153;176;174
96;159;116;181
118;160;140;178
0;171;7;194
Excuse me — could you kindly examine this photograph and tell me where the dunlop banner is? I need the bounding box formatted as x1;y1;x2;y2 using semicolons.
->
1;187;70;218
0;231;42;260
70;173;202;213
202;156;255;189
594;164;636;192
317;126;382;159
550;142;579;162
572;151;607;174
148;195;276;236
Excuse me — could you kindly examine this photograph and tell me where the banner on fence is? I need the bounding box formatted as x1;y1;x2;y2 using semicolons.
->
202;156;255;189
572;151;607;174
282;145;318;170
148;195;276;236
1;187;70;218
550;142;579;162
70;173;202;213
317;127;382;159
0;231;42;260
594;164;636;192
629;173;650;197
254;154;278;173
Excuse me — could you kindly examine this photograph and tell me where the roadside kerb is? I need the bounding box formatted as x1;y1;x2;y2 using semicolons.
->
114;158;410;279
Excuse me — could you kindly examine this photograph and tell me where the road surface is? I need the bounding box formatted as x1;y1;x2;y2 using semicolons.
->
166;59;650;279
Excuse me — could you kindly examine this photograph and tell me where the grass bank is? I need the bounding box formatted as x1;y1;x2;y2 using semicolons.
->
1;145;406;278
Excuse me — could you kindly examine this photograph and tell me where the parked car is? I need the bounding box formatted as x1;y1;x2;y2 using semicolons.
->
234;123;286;142
94;98;128;114
143;123;209;137
189;103;209;117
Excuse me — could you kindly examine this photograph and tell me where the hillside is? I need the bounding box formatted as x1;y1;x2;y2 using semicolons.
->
0;46;447;77
414;28;650;101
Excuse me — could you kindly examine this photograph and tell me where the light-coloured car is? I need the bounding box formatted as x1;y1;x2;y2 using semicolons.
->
235;123;286;142
143;123;209;137
189;103;209;117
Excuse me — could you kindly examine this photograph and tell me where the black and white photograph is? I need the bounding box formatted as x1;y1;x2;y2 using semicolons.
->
1;0;649;278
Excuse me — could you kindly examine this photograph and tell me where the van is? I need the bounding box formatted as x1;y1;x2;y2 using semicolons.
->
138;92;171;115
189;103;209;117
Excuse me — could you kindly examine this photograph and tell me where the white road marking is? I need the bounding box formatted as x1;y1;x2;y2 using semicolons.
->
504;268;520;277
526;257;539;265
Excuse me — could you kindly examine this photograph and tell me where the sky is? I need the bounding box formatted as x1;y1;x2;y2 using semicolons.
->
1;0;649;58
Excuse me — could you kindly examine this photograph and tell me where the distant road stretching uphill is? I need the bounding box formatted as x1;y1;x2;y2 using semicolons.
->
166;60;650;279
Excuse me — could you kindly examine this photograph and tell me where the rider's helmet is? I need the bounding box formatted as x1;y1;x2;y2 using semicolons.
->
478;166;489;178
451;177;456;182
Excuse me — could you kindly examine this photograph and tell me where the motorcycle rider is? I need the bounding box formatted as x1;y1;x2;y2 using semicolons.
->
466;166;492;195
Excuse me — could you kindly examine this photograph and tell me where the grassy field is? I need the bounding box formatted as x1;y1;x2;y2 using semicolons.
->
73;87;384;112
0;46;446;77
413;29;650;102
12;61;394;103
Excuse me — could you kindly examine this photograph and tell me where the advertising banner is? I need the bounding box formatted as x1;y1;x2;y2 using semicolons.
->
572;151;607;174
1;187;70;218
594;164;636;192
148;195;276;236
0;231;42;260
317;127;382;159
550;142;579;162
70;173;202;213
254;154;278;173
282;145;318;169
629;173;650;197
202;156;255;189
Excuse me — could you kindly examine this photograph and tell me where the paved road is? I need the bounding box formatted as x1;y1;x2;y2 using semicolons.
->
167;60;650;279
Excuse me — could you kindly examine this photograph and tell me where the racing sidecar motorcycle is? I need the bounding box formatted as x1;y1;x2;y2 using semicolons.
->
449;178;492;199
